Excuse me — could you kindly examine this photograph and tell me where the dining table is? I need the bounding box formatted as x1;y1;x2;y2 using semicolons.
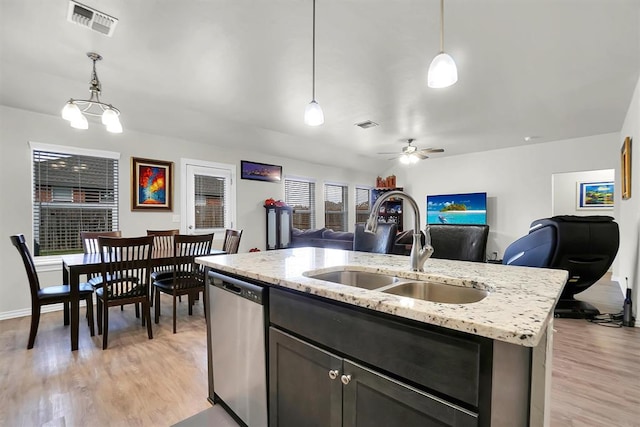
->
61;248;226;351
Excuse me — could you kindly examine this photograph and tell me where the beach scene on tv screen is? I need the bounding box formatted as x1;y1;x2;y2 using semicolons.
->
427;192;487;225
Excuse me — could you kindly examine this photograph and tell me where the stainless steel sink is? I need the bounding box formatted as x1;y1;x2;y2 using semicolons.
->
305;270;400;290
382;281;488;304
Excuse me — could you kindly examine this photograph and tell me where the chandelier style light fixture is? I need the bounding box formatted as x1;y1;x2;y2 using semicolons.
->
427;0;458;88
61;52;123;133
304;0;324;126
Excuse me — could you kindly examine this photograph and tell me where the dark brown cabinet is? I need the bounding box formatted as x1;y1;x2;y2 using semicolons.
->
269;289;482;427
265;205;293;250
269;327;478;427
371;188;404;232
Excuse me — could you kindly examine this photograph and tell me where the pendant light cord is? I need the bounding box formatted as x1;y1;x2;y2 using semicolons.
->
312;0;317;101
439;0;445;53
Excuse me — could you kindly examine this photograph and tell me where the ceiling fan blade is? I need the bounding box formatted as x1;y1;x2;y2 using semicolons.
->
377;152;398;155
415;153;429;160
418;148;444;154
387;156;399;161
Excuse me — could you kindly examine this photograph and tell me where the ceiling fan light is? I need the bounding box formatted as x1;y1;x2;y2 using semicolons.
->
70;114;89;130
101;108;119;125
106;118;123;133
428;52;458;88
304;100;324;126
409;154;420;164
399;154;410;164
62;101;82;122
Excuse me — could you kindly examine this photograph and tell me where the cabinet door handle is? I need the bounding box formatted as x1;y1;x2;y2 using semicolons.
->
328;369;339;380
340;374;352;385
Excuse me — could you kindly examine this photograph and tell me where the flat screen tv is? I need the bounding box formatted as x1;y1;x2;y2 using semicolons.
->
426;192;487;225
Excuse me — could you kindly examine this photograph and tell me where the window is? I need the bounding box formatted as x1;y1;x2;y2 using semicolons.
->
285;178;316;230
355;186;371;224
31;143;119;256
324;183;348;231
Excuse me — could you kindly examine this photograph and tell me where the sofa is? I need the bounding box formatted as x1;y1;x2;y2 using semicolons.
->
290;227;354;250
292;224;489;262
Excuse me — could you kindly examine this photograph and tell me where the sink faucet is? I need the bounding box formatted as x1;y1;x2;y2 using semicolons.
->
365;190;433;271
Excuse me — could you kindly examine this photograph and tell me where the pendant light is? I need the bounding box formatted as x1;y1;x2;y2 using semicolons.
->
61;52;123;133
304;0;324;126
428;0;458;88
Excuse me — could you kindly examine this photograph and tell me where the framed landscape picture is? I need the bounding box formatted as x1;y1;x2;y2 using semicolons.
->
577;181;614;210
241;160;282;183
131;157;173;211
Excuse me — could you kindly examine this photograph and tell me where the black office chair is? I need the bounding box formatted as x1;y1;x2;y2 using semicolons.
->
503;215;619;318
353;223;398;254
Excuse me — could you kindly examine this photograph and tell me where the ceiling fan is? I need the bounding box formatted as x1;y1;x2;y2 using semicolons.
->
378;139;444;164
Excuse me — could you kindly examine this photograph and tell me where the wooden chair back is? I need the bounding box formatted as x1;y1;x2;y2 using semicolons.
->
80;230;122;254
147;229;180;254
171;233;214;291
97;236;154;302
10;234;41;299
222;229;243;254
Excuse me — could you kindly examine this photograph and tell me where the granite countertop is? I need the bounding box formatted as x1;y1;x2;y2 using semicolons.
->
197;247;568;347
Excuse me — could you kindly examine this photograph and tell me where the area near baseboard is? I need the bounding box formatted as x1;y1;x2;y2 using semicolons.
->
0;301;89;321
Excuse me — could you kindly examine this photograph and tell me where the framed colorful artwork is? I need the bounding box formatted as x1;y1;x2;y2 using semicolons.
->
576;181;614;210
131;157;173;211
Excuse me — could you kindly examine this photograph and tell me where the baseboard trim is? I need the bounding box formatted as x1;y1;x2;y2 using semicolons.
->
0;301;88;321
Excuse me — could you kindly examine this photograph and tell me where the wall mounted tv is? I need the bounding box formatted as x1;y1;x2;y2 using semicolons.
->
426;192;487;225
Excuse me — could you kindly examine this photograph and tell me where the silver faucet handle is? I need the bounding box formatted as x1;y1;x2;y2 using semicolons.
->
423;225;432;246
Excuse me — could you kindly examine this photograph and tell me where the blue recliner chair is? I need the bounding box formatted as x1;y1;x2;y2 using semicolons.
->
503;215;619;318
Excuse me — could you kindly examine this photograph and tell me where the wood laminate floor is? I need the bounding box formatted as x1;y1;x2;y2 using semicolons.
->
0;277;638;426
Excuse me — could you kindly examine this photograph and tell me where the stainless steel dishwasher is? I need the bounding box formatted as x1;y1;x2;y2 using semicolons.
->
208;271;268;427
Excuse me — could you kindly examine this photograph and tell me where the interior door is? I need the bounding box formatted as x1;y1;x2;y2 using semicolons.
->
183;161;235;235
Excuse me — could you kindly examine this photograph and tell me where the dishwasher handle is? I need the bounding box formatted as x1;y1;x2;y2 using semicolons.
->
209;271;264;299
222;282;242;294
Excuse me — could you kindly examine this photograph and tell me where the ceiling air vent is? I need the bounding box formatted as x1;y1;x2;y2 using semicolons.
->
355;120;379;129
67;1;118;37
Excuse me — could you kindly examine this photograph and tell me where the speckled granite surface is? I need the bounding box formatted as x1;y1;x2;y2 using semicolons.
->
197;247;568;347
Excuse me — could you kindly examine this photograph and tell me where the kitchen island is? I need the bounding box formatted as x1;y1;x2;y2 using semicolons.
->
197;247;568;427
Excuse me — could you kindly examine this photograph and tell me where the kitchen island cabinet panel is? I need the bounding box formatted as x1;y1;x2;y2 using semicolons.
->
270;287;487;407
270;327;477;427
269;327;342;427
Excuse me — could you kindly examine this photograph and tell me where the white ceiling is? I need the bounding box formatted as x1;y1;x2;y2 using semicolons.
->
1;0;639;172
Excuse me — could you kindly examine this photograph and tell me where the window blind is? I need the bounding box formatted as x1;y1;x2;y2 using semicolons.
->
285;178;316;230
324;183;347;231
32;147;119;256
194;174;227;229
355;186;371;224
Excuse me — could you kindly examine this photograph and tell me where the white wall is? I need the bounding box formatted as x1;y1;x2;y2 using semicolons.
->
617;73;640;315
387;133;620;262
0;106;376;317
552;169;615;216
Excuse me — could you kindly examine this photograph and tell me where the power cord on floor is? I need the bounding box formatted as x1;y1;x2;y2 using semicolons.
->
588;312;624;327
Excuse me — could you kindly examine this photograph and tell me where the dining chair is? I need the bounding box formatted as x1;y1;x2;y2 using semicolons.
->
80;230;122;255
153;233;214;333
10;234;95;349
80;230;122;288
222;228;243;254
147;229;180;305
96;235;154;349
